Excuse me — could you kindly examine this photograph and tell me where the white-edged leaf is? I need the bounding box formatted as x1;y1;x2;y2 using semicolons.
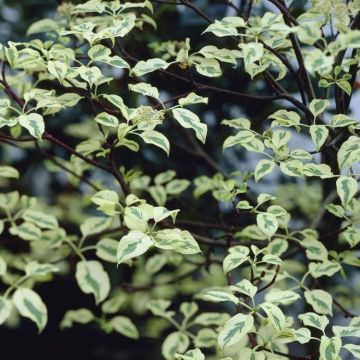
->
80;217;112;237
60;308;94;329
254;159;275;182
13;288;47;332
304;289;333;315
131;58;169;77
199;290;238;304
129;82;159;99
310;125;329;151
298;312;328;332
18;113;45;139
309;99;329;117
223;245;250;273
0;297;12;325
117;231;153;264
22;210;58;229
141;130;170;155
96;238;118;263
256;213;278;237
0;165;19;179
172;108;207;143
319;336;341;360
218;314;254;349
95;112;119;127
109;316;139;339
336;176;358;206
162;332;190;360
75;260;110;304
260;302;285;330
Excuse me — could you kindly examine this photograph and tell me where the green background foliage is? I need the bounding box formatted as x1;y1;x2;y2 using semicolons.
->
0;1;360;359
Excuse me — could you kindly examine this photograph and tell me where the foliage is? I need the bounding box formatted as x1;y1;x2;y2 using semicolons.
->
0;0;360;359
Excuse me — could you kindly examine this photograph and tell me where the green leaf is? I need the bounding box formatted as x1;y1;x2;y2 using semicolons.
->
304;289;333;315
319;336;341;360
95;112;119;127
336;176;358;206
141;130;170;155
172;108;207;143
75;260;110;304
256;212;278;237
162;332;190;360
117;231;153;264
18;113;45;139
131;58;169;77
108;316;139;339
218;313;254;349
309;125;329;151
96;238;118;263
254;159;275;182
260;302;285;331
0;165;19;179
0;297;12;325
13;288;47;332
298;312;329;332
